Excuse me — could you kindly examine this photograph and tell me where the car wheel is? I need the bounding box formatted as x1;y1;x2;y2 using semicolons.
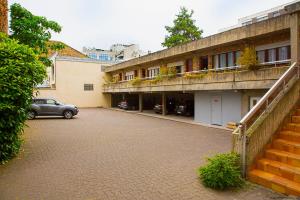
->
63;110;73;119
27;111;36;120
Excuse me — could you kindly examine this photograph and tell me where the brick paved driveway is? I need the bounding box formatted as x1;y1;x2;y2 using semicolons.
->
0;109;290;200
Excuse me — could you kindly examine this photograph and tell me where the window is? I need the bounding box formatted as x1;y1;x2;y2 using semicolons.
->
46;99;56;105
257;50;265;63
278;46;288;60
227;52;234;67
125;71;134;81
186;59;193;72
250;97;261;110
84;84;94;91
175;65;182;74
268;49;276;62
214;55;219;69
99;54;111;61
235;51;241;64
34;99;46;104
147;67;160;78
220;54;226;68
88;53;97;59
214;51;240;68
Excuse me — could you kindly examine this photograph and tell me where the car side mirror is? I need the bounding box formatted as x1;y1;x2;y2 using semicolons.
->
55;102;60;105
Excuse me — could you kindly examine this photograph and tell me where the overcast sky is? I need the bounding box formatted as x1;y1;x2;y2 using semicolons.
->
9;0;295;52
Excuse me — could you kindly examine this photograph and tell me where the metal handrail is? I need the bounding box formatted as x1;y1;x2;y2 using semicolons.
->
239;62;297;127
237;62;299;177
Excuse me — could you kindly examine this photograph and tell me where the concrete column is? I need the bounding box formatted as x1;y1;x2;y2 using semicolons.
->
139;93;143;112
290;12;300;63
162;92;167;116
192;56;199;71
208;55;213;69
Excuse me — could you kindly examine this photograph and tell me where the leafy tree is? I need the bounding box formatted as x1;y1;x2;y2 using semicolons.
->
0;0;8;34
162;7;203;48
0;33;46;163
10;3;64;66
0;4;63;164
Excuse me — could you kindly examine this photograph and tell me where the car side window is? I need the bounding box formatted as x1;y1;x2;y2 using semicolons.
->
34;99;46;104
46;99;56;105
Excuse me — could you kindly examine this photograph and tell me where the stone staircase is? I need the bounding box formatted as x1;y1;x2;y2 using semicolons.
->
249;108;300;196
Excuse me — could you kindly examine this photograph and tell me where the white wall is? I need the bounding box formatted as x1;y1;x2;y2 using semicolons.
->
194;90;242;126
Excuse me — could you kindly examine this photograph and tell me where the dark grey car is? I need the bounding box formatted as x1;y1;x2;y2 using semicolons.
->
28;98;79;119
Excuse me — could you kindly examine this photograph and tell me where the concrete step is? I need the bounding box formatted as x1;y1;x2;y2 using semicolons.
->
279;131;300;142
273;139;300;154
292;116;300;123
284;123;300;132
249;169;300;196
257;159;300;183
265;149;300;167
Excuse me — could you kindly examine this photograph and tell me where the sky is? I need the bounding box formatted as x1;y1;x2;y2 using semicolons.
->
8;0;296;53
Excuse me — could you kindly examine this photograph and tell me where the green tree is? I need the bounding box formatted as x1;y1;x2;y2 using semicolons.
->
0;34;46;163
0;3;63;164
162;7;203;48
10;3;64;66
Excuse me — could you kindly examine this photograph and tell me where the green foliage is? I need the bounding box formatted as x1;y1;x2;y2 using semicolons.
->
237;47;259;70
130;77;142;86
198;152;244;190
0;33;46;164
10;3;63;66
162;7;203;48
167;66;177;78
184;73;206;79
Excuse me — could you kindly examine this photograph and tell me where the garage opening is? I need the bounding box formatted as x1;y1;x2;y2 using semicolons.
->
111;93;139;110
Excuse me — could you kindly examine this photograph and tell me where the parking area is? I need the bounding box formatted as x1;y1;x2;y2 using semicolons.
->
0;109;287;200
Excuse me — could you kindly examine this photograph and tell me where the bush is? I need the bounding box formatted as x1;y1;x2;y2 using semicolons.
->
130;77;142;85
237;47;259;70
198;152;244;190
0;33;46;164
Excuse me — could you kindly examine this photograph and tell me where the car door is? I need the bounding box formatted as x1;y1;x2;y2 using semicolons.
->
44;99;61;115
34;99;47;115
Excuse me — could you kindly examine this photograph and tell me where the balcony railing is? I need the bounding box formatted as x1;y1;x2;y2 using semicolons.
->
104;60;291;93
109;59;291;84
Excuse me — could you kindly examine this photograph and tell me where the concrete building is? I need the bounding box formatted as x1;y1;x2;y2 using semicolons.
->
82;44;146;63
36;42;111;108
102;1;300;127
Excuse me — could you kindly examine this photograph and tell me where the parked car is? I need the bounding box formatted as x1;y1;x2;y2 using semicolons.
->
175;100;194;116
153;104;163;114
28;98;79;119
153;98;176;114
118;100;137;110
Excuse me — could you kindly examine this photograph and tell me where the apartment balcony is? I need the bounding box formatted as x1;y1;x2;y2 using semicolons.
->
103;61;291;93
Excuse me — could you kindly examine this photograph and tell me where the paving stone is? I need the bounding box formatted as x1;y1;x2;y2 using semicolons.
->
0;109;293;200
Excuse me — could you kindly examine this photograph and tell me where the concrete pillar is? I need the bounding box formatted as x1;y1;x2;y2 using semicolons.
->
208;55;213;69
162;92;167;116
290;12;300;63
139;93;143;112
192;56;199;71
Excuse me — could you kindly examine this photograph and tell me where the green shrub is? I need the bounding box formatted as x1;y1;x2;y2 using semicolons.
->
237;47;259;70
0;33;46;164
130;77;142;85
198;152;244;190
